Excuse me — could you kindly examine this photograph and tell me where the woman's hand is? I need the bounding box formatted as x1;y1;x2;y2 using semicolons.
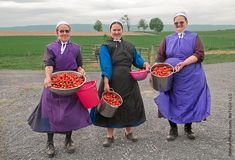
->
77;67;85;75
44;66;53;88
175;55;198;72
44;77;52;88
103;77;110;92
175;61;186;72
143;62;150;71
104;83;110;92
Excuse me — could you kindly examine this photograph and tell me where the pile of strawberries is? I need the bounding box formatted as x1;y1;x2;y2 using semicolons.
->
51;72;85;89
103;91;122;107
152;64;173;77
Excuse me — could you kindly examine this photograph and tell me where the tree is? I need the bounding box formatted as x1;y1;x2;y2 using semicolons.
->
138;19;148;31
149;18;164;33
121;14;130;32
93;20;103;32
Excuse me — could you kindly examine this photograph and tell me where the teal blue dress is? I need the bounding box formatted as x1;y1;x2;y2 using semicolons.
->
90;39;146;128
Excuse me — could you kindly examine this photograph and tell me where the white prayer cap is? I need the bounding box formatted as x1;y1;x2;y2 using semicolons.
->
56;20;70;30
109;19;123;29
174;11;187;20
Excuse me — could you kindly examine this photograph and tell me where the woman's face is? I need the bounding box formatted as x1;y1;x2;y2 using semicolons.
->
174;16;187;33
56;24;70;42
110;23;123;40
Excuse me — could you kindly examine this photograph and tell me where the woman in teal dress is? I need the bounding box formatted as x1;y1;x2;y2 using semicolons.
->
90;20;150;147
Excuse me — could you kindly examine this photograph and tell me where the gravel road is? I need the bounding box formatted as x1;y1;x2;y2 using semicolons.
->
0;62;234;160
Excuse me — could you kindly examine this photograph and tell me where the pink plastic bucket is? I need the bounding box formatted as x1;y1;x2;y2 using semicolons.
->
76;80;100;109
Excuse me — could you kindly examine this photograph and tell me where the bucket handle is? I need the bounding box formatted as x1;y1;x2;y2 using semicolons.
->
109;88;114;92
102;88;114;96
172;68;177;73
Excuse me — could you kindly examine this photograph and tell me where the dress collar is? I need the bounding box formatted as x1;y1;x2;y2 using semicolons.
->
178;32;185;38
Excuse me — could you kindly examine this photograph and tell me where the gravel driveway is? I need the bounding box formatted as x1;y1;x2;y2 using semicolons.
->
0;62;234;160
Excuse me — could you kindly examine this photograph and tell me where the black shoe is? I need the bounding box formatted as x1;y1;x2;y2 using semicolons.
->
125;132;138;142
103;137;114;147
184;129;196;140
166;128;178;141
46;141;55;158
64;139;75;153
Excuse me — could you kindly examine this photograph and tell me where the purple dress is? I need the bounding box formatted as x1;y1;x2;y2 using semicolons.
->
28;40;91;132
154;31;211;124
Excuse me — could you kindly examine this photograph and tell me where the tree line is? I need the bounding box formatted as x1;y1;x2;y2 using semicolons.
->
93;14;164;33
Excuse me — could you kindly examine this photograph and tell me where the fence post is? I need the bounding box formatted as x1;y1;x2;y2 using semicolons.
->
150;44;155;64
147;48;151;63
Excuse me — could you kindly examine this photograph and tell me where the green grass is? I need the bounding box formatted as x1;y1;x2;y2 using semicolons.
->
198;29;235;50
0;55;44;70
0;29;235;70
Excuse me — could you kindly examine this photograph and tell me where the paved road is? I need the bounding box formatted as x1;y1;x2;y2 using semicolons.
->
0;62;234;160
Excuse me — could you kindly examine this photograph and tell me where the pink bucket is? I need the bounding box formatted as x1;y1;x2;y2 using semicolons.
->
76;80;100;109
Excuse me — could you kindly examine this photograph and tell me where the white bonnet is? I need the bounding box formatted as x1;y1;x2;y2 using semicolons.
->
109;19;123;29
174;11;187;20
56;20;70;30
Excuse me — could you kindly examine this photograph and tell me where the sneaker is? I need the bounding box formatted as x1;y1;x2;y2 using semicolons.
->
46;141;55;158
125;132;138;142
64;139;75;153
184;129;196;140
166;128;178;141
103;137;114;147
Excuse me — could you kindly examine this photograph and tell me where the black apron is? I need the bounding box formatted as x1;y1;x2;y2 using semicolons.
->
93;39;146;128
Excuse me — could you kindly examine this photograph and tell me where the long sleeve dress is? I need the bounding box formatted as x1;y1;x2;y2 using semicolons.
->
154;31;211;124
90;39;146;128
28;40;91;133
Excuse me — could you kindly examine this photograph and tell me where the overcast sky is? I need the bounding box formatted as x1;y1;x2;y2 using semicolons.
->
1;0;235;27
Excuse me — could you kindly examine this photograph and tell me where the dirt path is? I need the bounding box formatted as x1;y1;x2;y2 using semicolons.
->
0;63;235;160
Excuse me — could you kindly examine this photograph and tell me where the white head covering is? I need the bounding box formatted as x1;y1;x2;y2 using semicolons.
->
56;20;70;30
174;11;187;20
109;19;123;29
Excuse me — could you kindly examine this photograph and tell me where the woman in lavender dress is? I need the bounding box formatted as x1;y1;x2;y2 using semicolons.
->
28;21;91;157
154;12;211;141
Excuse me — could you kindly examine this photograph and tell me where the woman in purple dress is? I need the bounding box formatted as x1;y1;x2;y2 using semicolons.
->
28;21;91;157
154;12;211;141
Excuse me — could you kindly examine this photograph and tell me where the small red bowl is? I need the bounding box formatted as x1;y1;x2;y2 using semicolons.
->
130;69;149;81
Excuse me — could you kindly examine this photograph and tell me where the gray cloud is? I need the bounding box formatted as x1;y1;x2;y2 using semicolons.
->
0;0;47;2
0;0;235;27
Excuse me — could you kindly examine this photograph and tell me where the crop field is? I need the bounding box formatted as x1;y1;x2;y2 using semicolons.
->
0;30;235;70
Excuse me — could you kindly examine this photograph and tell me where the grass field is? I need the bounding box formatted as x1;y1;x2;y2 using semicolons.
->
0;30;235;70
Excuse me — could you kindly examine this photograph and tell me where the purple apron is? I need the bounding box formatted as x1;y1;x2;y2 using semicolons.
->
154;31;211;124
28;40;91;132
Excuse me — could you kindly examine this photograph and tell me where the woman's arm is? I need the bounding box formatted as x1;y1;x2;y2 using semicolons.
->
103;76;110;92
43;48;54;88
156;38;167;62
76;47;85;75
175;35;204;72
133;49;150;70
99;45;112;91
193;35;204;63
99;45;112;80
175;55;198;72
44;66;53;88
